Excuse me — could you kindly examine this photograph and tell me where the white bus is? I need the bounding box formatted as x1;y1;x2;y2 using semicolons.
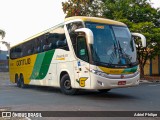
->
9;16;146;95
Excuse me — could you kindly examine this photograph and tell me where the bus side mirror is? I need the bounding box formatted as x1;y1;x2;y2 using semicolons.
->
131;33;146;47
75;28;94;44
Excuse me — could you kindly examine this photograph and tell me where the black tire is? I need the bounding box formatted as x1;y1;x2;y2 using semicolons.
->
98;89;111;93
16;77;21;88
20;75;26;88
60;74;78;95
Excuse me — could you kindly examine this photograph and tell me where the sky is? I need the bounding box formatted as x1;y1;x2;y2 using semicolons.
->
0;0;160;50
0;0;66;50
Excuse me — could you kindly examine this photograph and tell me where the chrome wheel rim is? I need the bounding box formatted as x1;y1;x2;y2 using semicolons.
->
64;80;71;90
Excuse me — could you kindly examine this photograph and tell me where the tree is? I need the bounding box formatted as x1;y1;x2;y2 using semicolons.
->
62;0;160;78
0;29;5;40
62;0;104;17
103;0;160;78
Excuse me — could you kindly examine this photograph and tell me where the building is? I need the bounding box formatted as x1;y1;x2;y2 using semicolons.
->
0;50;9;72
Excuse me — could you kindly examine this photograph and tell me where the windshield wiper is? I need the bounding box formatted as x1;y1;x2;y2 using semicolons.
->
118;40;123;55
113;42;118;56
117;40;132;65
109;42;118;64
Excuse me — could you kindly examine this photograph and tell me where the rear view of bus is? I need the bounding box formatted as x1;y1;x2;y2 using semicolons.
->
65;16;146;93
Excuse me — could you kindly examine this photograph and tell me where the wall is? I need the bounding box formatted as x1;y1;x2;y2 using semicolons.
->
144;55;160;76
0;50;8;72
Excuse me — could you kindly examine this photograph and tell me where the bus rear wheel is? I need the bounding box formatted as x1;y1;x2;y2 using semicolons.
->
19;75;26;88
16;75;21;88
60;74;78;95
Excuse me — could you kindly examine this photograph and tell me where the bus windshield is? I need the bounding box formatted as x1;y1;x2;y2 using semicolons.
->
85;22;137;67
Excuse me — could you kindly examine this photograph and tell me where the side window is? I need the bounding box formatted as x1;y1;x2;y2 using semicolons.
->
10;45;25;59
34;38;41;53
67;22;84;33
10;45;22;59
45;33;58;50
41;34;50;52
15;45;22;58
77;36;89;62
22;42;28;57
10;48;13;59
10;48;16;59
25;41;34;56
21;44;26;57
47;25;69;51
66;22;84;53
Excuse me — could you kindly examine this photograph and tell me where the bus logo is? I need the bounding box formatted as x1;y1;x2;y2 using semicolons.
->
76;77;88;87
16;58;31;66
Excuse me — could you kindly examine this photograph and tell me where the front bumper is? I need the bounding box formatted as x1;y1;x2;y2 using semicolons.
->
90;71;140;90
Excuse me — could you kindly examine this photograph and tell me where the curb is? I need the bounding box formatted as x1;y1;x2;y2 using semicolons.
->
139;80;160;83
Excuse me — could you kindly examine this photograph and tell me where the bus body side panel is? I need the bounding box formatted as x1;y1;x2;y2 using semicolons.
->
9;54;37;84
28;49;74;87
49;49;75;87
72;60;91;89
56;61;75;88
44;63;57;86
29;50;55;86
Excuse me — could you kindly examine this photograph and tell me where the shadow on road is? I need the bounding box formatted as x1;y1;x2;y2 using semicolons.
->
77;90;138;100
11;84;138;101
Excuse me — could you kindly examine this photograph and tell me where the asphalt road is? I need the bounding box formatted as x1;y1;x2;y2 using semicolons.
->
0;74;160;120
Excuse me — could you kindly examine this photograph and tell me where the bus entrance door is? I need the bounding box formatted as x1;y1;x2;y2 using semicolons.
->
75;35;91;89
75;60;90;89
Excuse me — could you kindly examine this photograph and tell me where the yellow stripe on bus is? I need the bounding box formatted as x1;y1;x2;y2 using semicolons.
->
9;54;37;84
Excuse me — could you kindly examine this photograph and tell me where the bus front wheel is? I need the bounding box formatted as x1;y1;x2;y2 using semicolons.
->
60;74;78;95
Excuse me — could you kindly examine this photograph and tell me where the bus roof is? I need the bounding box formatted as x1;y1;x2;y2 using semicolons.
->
10;23;63;48
65;16;126;26
11;16;126;48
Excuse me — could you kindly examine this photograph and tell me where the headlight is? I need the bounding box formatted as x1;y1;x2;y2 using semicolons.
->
89;69;97;74
89;69;106;77
89;68;139;79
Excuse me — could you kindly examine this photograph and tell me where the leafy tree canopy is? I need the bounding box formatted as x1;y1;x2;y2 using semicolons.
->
0;29;5;39
62;0;160;77
62;0;104;17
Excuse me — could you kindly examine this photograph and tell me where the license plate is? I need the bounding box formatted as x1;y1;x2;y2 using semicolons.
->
118;81;126;85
